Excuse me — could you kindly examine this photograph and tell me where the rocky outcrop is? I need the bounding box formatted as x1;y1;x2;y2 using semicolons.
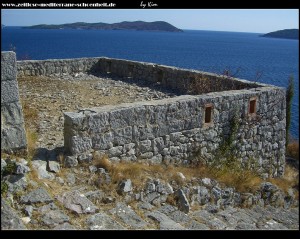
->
1;154;299;230
1;199;26;230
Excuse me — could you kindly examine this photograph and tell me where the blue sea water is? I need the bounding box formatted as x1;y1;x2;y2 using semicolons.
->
1;27;299;139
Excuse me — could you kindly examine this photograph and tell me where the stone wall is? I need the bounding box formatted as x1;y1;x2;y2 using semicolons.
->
64;87;286;177
17;57;258;94
17;58;100;77
1;52;27;153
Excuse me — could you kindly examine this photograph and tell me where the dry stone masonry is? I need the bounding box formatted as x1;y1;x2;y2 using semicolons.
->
14;56;287;177
1;51;27;153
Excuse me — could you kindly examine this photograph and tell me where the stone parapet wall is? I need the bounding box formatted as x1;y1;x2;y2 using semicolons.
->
1;52;27;152
17;57;258;94
17;57;100;77
64;86;286;177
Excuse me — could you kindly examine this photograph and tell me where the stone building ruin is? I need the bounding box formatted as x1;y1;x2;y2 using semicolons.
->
1;51;286;177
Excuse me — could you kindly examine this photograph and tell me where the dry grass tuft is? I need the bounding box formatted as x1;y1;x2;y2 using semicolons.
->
25;128;37;158
269;165;299;194
209;167;263;192
21;99;39;128
57;153;65;167
27;167;41;184
92;152;111;170
170;172;186;186
166;194;177;206
108;161;159;189
287;140;299;160
20;99;39;159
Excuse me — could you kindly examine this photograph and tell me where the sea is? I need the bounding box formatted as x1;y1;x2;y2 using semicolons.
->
1;27;299;139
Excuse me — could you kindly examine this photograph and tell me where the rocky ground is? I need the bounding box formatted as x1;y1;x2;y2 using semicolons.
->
1;157;299;230
1;73;299;230
17;73;180;150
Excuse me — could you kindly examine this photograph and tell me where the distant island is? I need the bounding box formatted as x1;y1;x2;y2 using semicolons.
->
261;29;299;40
24;21;183;32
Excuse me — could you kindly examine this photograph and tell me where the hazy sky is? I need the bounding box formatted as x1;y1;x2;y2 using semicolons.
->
1;9;298;33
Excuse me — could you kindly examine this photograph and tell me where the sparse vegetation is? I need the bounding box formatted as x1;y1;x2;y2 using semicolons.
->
89;153;262;194
25;128;38;158
16;98;39;159
2;160;17;176
269;165;299;194
21;99;39;129
166;194;177;206
92;152;111;170
192;109;266;192
287;138;299;160
57;153;65;167
1;181;8;196
286;75;294;147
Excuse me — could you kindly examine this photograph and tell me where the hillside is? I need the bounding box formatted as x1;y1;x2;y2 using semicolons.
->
1;74;298;230
24;21;183;32
261;29;299;40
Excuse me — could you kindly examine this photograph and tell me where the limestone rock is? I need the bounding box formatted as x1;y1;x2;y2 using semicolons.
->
1;198;27;230
64;156;78;168
260;182;284;207
24;205;33;217
146;210;184;230
211;186;222;202
192;186;210;205
187;220;210;230
53;222;77;230
86;212;125;230
48;161;60;173
89;165;97;173
155;180;174;195
109;203;148;229
117;179;132;195
56;177;65;185
145;181;156;193
57;190;98;214
137;202;154;210
15;161;30;174
175;189;190;214
65;172;76;185
31;160;55;180
84;190;104;203
176;172;186;181
41;210;70;227
201;178;215;187
37;203;58;214
77;153;93;163
143;192;161;204
1;158;7;173
21;187;53;205
5;174;28;193
21;217;31;224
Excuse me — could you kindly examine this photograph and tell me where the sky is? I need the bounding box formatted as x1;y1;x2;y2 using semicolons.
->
1;9;299;33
